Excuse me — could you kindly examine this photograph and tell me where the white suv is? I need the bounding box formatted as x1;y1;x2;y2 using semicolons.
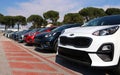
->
57;15;120;71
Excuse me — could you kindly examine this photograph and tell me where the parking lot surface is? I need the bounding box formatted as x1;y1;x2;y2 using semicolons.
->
0;34;114;75
0;34;79;75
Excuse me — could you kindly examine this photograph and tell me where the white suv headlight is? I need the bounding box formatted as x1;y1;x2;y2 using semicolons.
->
92;26;119;36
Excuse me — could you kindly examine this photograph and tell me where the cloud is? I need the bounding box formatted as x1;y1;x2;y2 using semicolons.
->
6;0;82;21
6;0;120;22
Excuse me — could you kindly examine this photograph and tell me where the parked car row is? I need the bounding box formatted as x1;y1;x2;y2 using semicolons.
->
4;24;80;52
3;30;13;37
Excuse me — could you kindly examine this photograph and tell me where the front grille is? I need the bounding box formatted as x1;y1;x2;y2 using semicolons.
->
35;36;43;39
58;47;92;65
34;38;41;44
60;36;92;48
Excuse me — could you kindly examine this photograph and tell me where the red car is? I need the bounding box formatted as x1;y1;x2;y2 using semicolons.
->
24;27;56;44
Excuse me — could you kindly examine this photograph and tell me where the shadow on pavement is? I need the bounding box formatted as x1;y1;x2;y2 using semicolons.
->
55;55;116;75
25;43;34;46
34;47;55;53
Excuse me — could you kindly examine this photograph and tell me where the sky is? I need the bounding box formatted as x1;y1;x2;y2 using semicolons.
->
0;0;120;22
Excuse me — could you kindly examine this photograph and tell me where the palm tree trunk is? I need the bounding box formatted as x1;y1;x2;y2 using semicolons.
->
5;25;7;31
18;24;19;31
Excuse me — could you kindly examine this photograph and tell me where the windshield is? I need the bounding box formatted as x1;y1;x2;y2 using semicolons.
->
83;15;120;26
51;24;80;32
51;26;65;32
38;27;55;33
29;29;38;33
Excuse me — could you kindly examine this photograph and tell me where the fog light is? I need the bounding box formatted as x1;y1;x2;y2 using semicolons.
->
97;43;114;62
98;44;114;53
102;45;112;51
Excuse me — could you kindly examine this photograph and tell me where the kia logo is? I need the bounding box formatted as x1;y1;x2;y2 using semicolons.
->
70;34;74;36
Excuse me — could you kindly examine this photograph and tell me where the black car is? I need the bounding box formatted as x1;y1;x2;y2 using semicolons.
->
34;32;50;46
34;23;81;51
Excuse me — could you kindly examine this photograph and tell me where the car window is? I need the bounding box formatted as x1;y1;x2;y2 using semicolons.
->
83;15;120;26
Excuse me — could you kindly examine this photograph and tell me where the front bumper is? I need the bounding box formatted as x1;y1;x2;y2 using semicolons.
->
58;47;92;66
58;46;118;68
34;38;53;50
58;34;120;67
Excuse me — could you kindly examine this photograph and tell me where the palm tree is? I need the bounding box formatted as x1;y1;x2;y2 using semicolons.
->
14;16;26;31
1;16;15;31
27;15;43;28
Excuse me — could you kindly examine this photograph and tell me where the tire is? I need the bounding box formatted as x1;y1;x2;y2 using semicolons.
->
112;61;120;75
53;41;58;52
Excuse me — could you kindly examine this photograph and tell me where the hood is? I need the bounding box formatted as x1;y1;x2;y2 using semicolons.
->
35;32;49;38
64;25;118;34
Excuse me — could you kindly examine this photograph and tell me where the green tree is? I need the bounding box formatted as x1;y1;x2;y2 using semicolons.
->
0;13;4;24
14;16;26;31
43;10;59;24
56;22;63;26
42;19;48;27
63;13;84;24
1;16;15;31
105;8;120;15
27;15;43;28
0;13;3;17
79;7;106;21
